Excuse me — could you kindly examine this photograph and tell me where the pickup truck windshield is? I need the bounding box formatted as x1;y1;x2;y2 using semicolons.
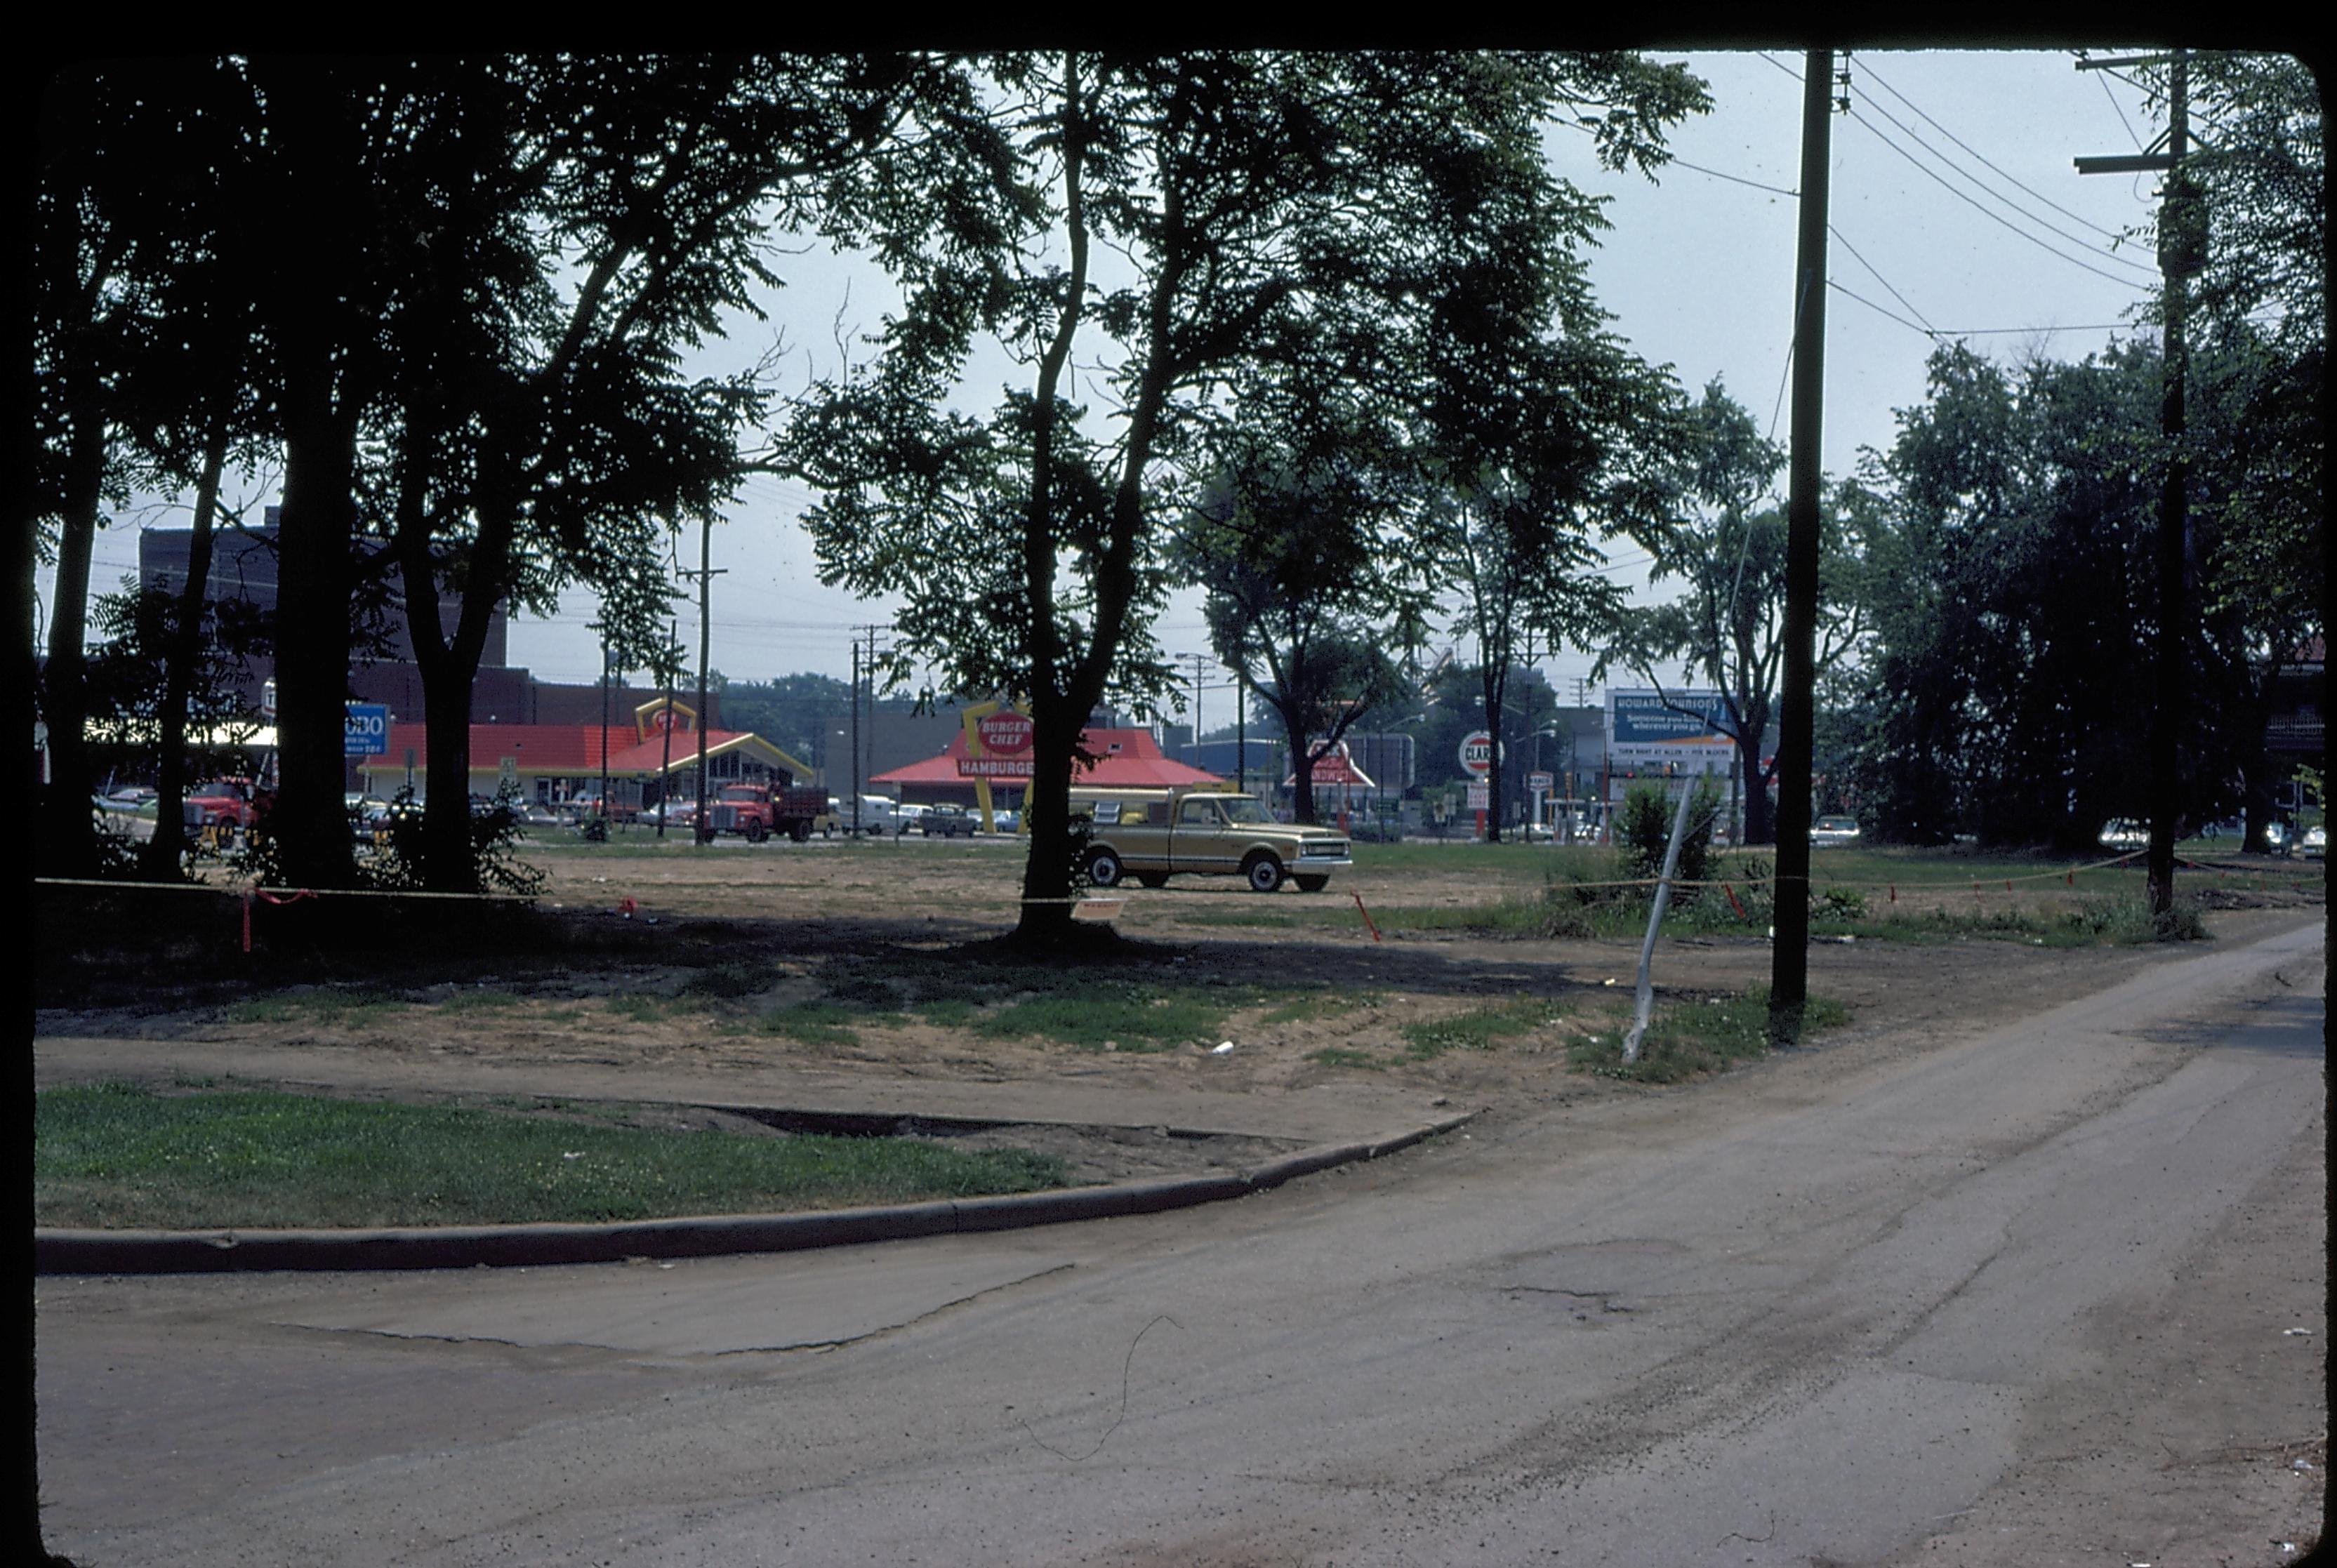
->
1217;797;1273;825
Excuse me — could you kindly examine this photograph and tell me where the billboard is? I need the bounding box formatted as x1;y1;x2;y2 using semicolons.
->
1607;689;1734;769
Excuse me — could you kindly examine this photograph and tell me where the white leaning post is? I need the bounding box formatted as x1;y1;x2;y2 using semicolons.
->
1622;781;1699;1065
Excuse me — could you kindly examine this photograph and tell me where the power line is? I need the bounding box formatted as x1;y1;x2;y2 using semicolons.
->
1827;225;1938;335
1847;96;2157;278
1844;107;2157;291
2085;58;2151;150
1860;55;2136;246
1666;157;1797;199
1549;114;1799;199
1828;278;1933;338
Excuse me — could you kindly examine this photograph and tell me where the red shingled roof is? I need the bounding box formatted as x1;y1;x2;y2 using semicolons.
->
377;725;810;780
872;727;1224;789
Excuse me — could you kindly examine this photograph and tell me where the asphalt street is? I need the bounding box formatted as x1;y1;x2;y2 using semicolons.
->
37;918;2324;1566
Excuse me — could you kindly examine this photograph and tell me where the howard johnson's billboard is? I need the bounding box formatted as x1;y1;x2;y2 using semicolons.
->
1607;689;1735;772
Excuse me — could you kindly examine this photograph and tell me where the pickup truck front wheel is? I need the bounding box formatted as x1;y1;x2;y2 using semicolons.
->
1243;853;1285;893
1086;849;1125;889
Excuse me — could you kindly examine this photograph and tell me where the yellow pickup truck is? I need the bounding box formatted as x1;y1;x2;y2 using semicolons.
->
1071;788;1353;893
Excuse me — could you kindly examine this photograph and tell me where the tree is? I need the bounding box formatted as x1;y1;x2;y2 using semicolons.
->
783;52;1707;938
2164;54;2324;851
1600;381;1865;844
1399;84;1699;842
1839;341;2254;848
32;66;176;877
1180;417;1425;823
709;672;855;769
361;57;983;890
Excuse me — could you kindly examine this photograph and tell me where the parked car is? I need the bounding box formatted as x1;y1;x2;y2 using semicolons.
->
2097;818;2149;850
1811;814;1862;848
1071;787;1351;893
986;808;1021;835
2303;825;2326;860
345;793;387;843
918;802;972;837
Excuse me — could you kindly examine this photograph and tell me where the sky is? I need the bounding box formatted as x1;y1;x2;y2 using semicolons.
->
62;48;2181;722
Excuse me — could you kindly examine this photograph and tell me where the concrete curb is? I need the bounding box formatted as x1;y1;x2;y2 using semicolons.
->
35;1111;1478;1275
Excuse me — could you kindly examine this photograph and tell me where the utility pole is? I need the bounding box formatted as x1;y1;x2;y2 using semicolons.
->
590;623;611;832
850;624;885;832
658;618;678;840
1175;652;1210;764
598;635;607;832
2077;51;2192;919
849;637;861;835
1236;675;1247;797
679;514;727;846
1770;48;1841;1038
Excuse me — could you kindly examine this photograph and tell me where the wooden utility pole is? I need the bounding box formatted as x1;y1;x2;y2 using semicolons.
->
658;618;678;840
850;637;861;835
682;514;726;845
2077;51;2191;919
850;624;885;832
1770;48;1837;1037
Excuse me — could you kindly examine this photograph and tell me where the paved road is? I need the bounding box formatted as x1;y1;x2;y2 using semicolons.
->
39;920;2324;1566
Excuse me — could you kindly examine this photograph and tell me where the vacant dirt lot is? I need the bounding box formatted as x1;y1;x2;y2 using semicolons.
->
36;839;2323;1162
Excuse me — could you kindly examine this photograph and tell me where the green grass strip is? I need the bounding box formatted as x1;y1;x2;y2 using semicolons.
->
1401;996;1571;1058
36;1083;1069;1230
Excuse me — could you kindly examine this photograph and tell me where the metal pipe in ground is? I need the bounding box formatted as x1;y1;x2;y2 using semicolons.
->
1622;781;1699;1064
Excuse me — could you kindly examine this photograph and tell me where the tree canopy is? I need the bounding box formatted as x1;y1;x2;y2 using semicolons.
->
778;51;1707;933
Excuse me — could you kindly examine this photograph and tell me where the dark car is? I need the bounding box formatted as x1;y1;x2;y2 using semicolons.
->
919;803;972;837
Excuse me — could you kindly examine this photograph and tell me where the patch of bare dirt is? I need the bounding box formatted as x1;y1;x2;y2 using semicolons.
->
36;841;2322;1160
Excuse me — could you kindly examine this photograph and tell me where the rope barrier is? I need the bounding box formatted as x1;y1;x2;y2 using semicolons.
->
37;876;534;902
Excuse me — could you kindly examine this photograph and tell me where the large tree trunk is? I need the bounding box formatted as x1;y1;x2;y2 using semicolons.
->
1281;705;1318;824
1479;660;1509;844
1014;691;1080;945
416;653;477;891
140;425;229;878
37;456;99;879
260;65;366;891
1735;691;1778;845
399;513;512;893
35;274;107;878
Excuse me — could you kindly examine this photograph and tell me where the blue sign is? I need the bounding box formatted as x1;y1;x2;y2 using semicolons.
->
345;703;390;757
1608;689;1734;766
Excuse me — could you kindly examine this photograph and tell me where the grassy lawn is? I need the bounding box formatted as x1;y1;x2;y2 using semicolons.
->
36;1083;1071;1230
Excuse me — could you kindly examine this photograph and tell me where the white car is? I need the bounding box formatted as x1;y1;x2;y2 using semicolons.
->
2303;825;2326;859
2097;818;2149;850
1811;815;1861;847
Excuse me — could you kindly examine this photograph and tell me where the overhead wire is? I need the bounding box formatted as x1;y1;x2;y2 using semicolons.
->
1851;91;2157;276
1845;106;2157;291
1827;225;1938;335
1860;55;2136;244
1755;48;2154;291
